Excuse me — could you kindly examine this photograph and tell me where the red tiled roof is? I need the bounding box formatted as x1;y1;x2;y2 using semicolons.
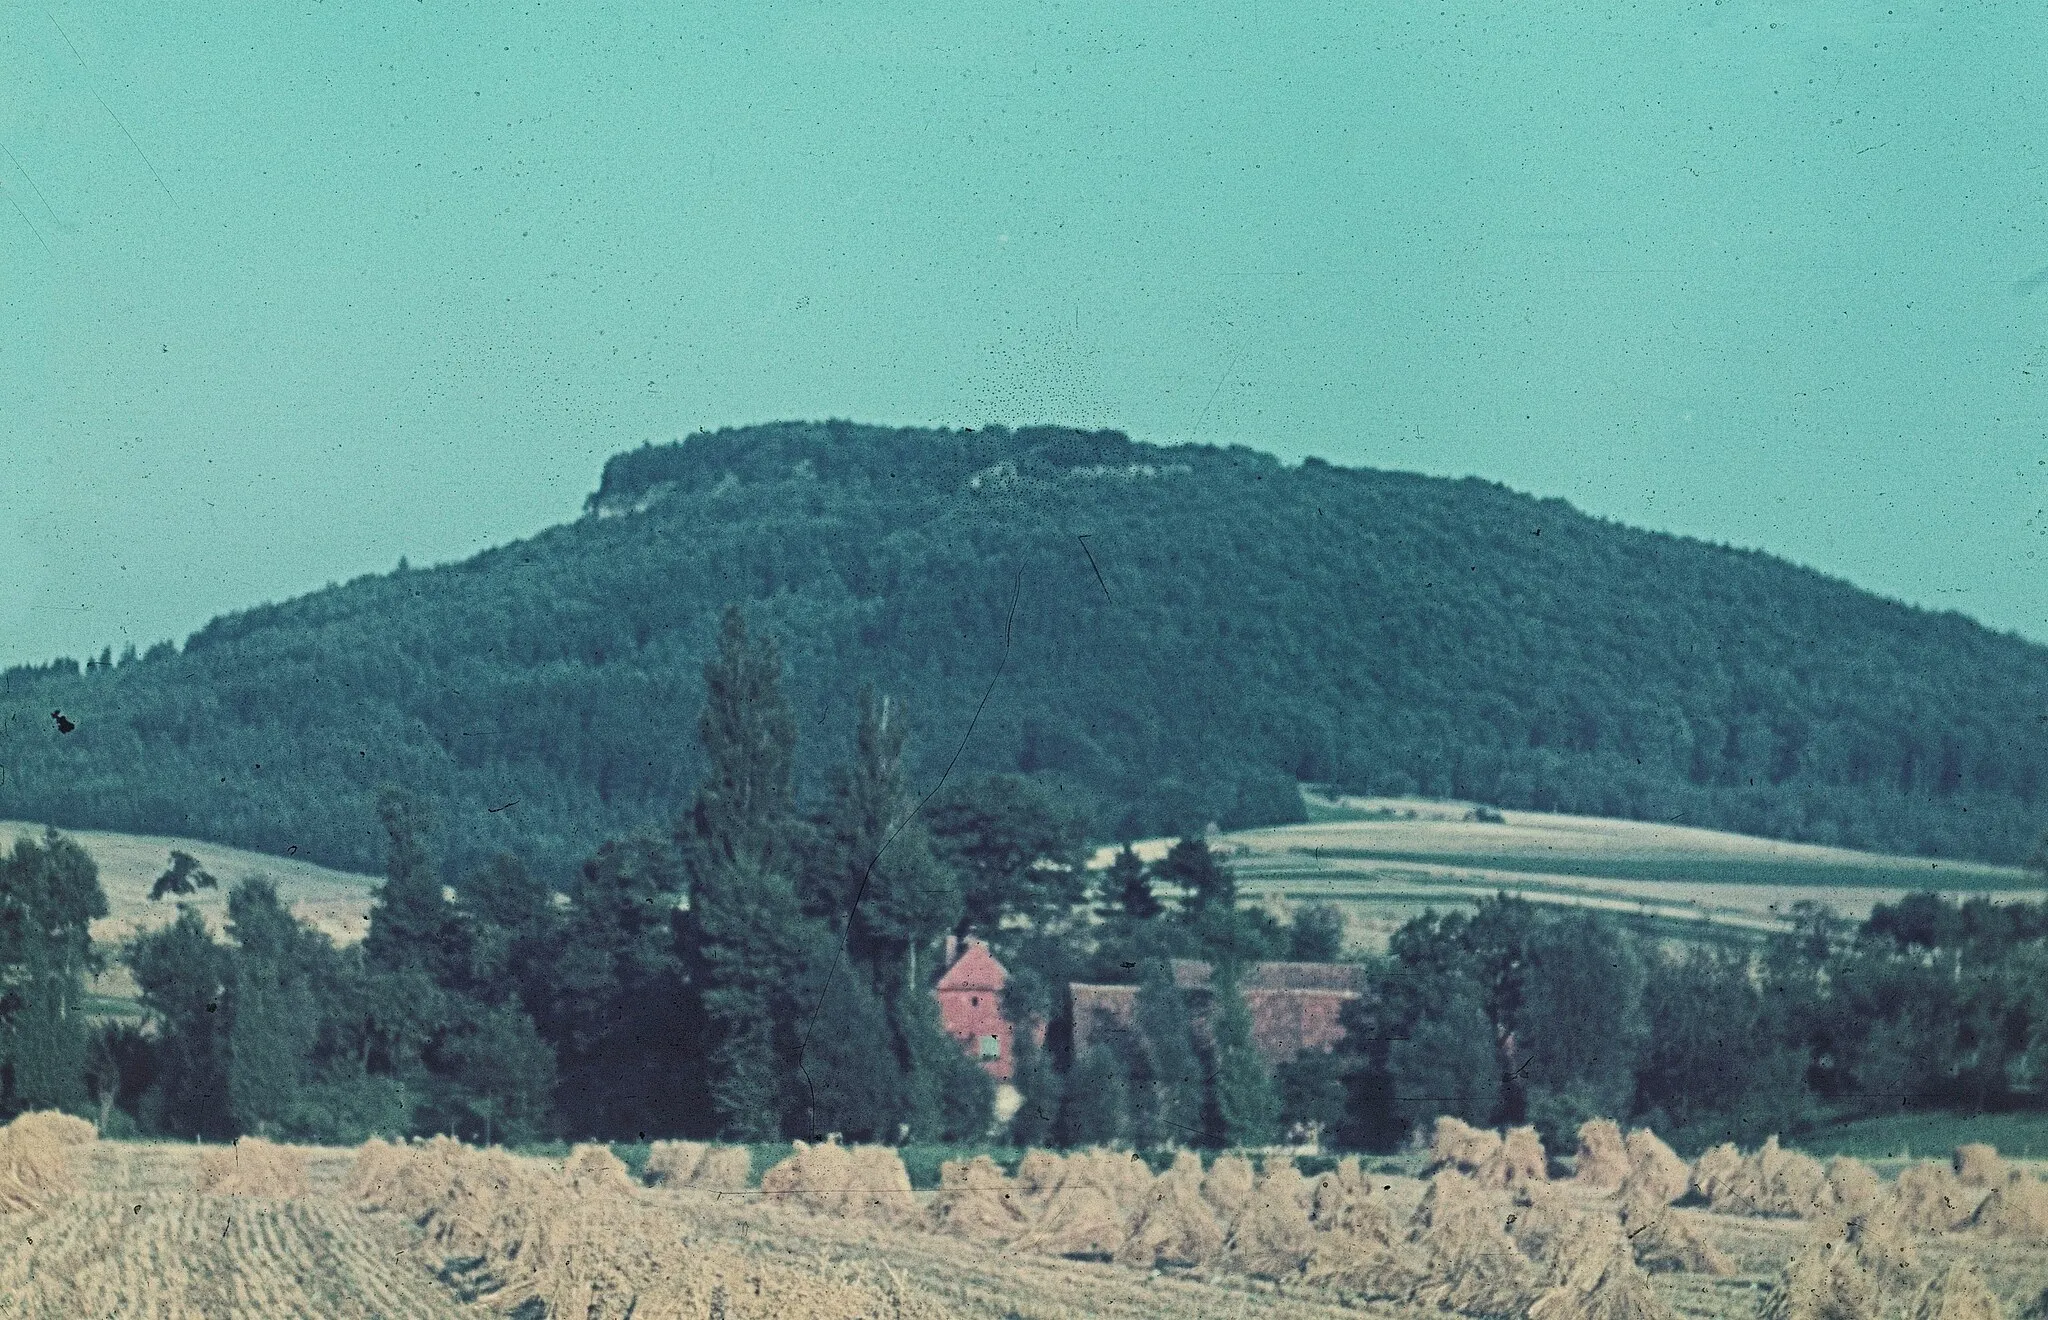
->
1070;960;1365;1067
935;939;1006;992
1166;959;1367;994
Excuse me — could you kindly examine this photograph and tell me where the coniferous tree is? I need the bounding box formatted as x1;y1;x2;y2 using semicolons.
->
1057;1042;1130;1148
678;607;829;1139
683;605;799;876
787;941;906;1141
546;836;687;1137
693;856;817;1138
360;787;455;1078
1004;967;1062;1147
1209;966;1280;1147
1133;956;1204;1146
805;688;962;985
224;877;319;1136
1105;844;1161;920
895;984;993;1141
1155;837;1235;915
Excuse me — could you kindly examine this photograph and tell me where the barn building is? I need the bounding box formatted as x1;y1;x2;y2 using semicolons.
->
1068;960;1366;1067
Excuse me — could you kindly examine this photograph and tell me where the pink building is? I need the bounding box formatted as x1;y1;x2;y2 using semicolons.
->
934;938;1018;1081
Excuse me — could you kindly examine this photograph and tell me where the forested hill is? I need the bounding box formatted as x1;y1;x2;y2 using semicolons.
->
5;421;2046;879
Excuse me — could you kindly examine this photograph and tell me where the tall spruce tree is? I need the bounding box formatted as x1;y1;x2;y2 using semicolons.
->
1156;837;1235;915
1209;966;1280;1147
803;688;961;985
1105;844;1161;920
684;606;799;875
1133;956;1204;1146
1057;1042;1130;1147
678;606;828;1138
1003;966;1062;1147
548;836;688;1138
361;787;455;1074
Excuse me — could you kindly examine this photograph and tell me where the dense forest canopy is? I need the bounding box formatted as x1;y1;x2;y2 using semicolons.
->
4;420;2047;878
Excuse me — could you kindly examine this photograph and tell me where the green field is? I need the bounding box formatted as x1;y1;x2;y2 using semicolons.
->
1183;794;2048;951
1793;1110;2048;1162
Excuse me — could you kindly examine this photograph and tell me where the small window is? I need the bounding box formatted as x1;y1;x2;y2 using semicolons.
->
978;1035;1001;1060
970;995;980;1007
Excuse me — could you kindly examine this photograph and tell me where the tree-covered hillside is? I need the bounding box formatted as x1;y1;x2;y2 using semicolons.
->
5;421;2046;878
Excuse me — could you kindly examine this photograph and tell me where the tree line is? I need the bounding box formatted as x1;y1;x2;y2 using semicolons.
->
6;606;2048;1156
9;420;2048;889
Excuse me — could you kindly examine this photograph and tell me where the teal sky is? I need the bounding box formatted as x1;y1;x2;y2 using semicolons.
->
5;0;2045;667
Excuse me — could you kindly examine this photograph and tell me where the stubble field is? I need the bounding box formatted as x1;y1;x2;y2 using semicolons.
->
3;1122;2044;1320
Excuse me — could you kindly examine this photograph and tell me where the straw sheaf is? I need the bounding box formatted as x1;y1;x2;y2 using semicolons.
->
1617;1129;1689;1205
0;1109;92;1214
1967;1172;2048;1243
1759;1235;1883;1320
1431;1115;1505;1175
641;1140;706;1187
1116;1150;1225;1268
1894;1161;1982;1234
5;1111;96;1147
1477;1124;1549;1188
1013;1149;1065;1200
844;1145;917;1224
1080;1148;1159;1212
563;1143;637;1197
1303;1155;1425;1295
1689;1143;1744;1204
350;1134;959;1318
341;1136;408;1205
1201;1152;1257;1220
1009;1174;1130;1259
694;1145;753;1192
1406;1171;1541;1317
1792;1201;1922;1297
1952;1143;2009;1190
1526;1210;1679;1320
1224;1163;1317;1280
1825;1157;1886;1216
1507;1185;1580;1268
1309;1156;1395;1243
195;1136;311;1199
642;1140;750;1193
1616;1186;1736;1277
927;1155;1027;1241
1574;1119;1633;1192
759;1139;855;1215
1909;1260;2005;1320
1709;1136;1830;1218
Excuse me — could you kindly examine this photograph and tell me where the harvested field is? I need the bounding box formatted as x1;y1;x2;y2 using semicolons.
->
2;1132;2044;1319
1187;797;2048;949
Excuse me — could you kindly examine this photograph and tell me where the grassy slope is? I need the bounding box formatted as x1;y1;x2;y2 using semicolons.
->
1102;794;2046;951
1793;1110;2048;1162
3;818;380;1011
